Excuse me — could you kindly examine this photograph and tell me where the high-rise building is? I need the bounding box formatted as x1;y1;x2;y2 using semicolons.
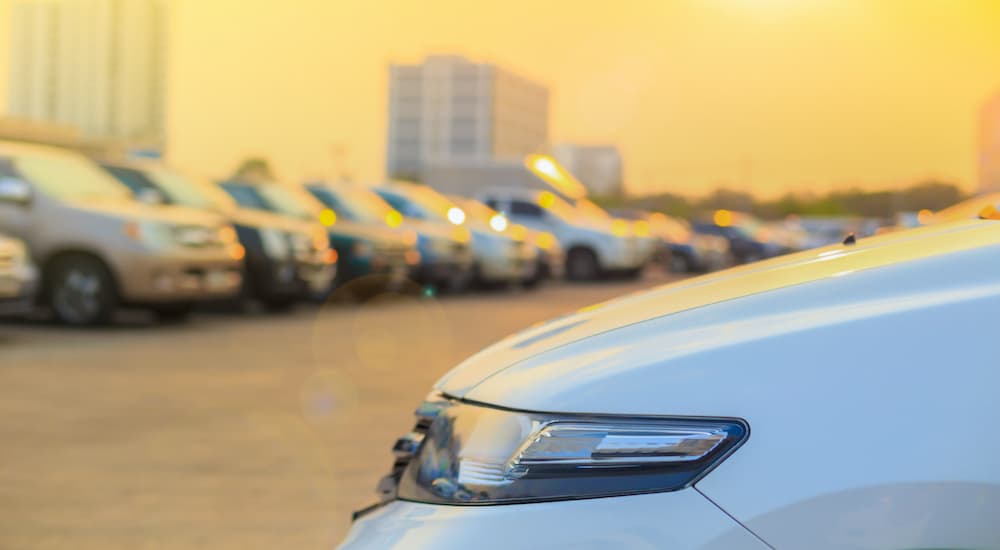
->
552;144;624;196
7;0;166;146
386;55;549;180
979;91;1000;193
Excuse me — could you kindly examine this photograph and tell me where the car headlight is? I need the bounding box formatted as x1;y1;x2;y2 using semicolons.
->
260;228;290;259
390;396;747;506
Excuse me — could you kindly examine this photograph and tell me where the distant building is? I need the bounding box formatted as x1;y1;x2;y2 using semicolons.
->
980;91;1000;193
386;55;549;180
552;144;624;196
7;0;167;147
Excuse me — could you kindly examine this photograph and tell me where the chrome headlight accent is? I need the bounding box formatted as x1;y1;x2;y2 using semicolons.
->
385;397;747;506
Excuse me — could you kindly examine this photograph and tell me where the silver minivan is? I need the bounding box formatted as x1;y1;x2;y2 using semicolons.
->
0;141;244;325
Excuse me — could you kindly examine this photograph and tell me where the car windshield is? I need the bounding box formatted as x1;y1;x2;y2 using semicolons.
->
148;168;237;213
13;153;132;202
222;182;317;221
309;185;396;223
377;186;455;223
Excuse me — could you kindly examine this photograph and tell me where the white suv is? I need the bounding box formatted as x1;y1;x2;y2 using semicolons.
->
478;188;645;280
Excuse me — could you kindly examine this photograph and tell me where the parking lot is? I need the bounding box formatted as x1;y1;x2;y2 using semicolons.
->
0;272;678;549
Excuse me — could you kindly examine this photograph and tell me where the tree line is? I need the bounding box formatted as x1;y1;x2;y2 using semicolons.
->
596;181;968;221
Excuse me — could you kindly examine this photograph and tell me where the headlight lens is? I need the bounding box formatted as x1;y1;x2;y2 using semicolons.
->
393;397;747;505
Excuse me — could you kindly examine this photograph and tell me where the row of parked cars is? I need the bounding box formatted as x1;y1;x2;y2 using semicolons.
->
0;140;690;326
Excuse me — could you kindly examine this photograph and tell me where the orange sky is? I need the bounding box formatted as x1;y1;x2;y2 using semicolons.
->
2;0;1000;196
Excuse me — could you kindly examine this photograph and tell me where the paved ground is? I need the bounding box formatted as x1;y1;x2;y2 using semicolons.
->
0;272;680;549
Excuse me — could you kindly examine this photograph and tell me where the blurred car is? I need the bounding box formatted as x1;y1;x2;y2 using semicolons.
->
302;181;418;294
217;180;345;303
575;198;658;267
372;182;476;292
447;195;539;287
930;192;1000;224
613;210;729;273
342;218;1000;550
102;161;336;310
0;141;243;325
693;211;781;264
0;233;38;315
477;189;646;281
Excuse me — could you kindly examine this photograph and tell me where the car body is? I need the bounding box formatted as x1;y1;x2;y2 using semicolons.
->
372;182;475;292
302;182;418;293
692;212;780;264
342;218;1000;549
0;141;243;325
102;162;336;310
0;233;38;315
613;209;730;273
477;188;647;281
931;192;1000;224
448;195;539;286
218;180;340;303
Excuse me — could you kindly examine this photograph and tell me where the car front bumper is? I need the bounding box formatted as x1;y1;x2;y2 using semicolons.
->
339;490;768;550
0;265;39;316
113;246;244;304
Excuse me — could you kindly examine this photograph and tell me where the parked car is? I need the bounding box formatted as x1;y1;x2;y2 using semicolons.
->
342;218;1000;550
477;188;646;281
372;182;476;292
102;162;336;310
447;195;539;287
302;181;419;294
0;141;243;325
931;192;1000;224
693;211;780;264
0;233;38;316
613;210;730;273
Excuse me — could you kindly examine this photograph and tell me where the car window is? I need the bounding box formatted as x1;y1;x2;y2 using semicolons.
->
148;168;237;212
104;165;163;198
510;200;544;218
375;189;427;219
221;183;269;211
310;185;397;224
9;152;132;202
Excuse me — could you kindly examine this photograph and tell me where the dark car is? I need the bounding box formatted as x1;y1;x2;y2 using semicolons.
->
102;162;336;310
692;211;780;264
302;181;418;294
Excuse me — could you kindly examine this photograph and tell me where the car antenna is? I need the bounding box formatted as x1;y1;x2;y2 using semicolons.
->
842;233;857;246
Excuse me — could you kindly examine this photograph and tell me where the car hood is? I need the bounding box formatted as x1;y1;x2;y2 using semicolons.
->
437;219;1000;413
228;207;316;235
71;198;226;227
327;220;406;244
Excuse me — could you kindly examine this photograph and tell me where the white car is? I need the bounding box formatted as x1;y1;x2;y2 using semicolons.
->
478;188;646;281
341;219;1000;549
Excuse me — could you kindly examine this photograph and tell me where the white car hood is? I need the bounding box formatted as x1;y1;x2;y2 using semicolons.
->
437;220;1000;413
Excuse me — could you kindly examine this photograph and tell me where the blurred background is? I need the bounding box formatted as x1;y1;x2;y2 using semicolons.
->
1;0;999;548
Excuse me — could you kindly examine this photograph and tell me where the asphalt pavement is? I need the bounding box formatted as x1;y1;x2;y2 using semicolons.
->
0;272;681;549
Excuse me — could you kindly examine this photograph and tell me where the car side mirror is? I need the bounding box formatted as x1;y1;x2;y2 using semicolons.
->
0;177;32;205
135;187;167;205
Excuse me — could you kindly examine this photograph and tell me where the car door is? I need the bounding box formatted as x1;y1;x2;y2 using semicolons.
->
0;157;37;243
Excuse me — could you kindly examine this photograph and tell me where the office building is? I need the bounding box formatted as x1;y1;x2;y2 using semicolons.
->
7;0;167;146
386;55;549;179
552;144;624;196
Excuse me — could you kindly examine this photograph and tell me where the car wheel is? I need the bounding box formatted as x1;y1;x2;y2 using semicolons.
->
153;303;195;324
47;255;117;326
566;248;600;281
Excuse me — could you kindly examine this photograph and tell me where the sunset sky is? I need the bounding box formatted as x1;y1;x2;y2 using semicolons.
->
1;0;1000;196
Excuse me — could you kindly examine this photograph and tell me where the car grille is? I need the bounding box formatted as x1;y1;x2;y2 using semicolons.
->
355;395;446;520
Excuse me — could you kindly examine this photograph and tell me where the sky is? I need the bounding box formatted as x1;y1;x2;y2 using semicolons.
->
1;0;999;197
